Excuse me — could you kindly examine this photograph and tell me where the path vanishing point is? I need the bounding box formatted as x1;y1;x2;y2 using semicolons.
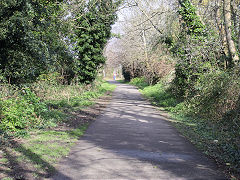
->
51;81;226;180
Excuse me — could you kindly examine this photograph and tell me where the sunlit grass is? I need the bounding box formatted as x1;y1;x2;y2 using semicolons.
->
129;77;240;178
17;125;88;165
129;77;148;89
0;80;116;179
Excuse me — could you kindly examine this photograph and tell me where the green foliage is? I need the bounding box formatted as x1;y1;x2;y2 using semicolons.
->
1;89;47;134
138;78;240;176
170;1;224;97
177;71;240;126
45;81;115;110
0;80;115;136
0;0;120;85
0;0;75;84
178;0;206;36
74;0;121;83
37;72;63;85
129;77;149;89
141;83;178;109
174;0;207;97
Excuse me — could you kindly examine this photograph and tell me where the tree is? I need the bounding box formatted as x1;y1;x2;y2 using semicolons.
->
74;0;121;83
0;0;73;84
223;0;239;64
106;0;176;84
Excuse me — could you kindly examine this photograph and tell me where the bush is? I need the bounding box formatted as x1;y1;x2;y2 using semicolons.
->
0;78;115;137
181;71;240;121
142;83;178;110
37;72;64;85
139;70;240;175
1;88;47;134
129;77;149;89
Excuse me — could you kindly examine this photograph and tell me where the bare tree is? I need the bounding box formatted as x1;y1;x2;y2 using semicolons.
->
224;0;239;63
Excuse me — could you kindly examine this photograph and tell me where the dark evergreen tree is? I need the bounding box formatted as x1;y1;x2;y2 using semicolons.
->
0;0;73;84
75;0;121;83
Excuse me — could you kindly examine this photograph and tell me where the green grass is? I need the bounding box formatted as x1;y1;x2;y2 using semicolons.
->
18;125;88;165
101;82;117;91
0;125;88;179
129;77;239;179
129;77;149;89
116;79;127;83
0;157;8;163
2;178;13;180
141;83;178;109
0;80;116;179
45;82;115;111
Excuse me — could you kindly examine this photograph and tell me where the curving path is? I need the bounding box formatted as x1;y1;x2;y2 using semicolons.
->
51;81;226;180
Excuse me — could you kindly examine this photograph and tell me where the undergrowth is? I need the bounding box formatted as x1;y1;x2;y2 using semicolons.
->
129;77;149;89
0;125;89;179
0;78;116;179
129;76;240;179
0;79;115;138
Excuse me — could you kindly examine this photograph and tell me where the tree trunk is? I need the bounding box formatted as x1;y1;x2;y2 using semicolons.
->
142;29;149;64
215;0;228;68
239;20;240;51
223;0;239;64
237;0;240;51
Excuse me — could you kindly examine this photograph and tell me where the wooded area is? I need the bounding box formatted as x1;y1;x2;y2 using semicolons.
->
0;0;120;84
0;1;120;178
0;0;121;135
105;0;240;177
0;0;240;178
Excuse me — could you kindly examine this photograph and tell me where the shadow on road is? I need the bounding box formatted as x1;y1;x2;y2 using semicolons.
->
51;82;226;179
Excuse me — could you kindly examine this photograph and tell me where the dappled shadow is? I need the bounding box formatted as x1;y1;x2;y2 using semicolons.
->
0;139;71;180
0;95;112;180
51;82;227;179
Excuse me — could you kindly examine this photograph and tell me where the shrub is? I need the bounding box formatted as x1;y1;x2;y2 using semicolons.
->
142;83;178;109
1;88;47;134
129;77;149;89
182;71;240;121
37;72;63;85
139;72;240;175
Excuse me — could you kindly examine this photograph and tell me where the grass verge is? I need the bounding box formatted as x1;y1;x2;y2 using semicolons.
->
0;81;116;180
126;78;239;180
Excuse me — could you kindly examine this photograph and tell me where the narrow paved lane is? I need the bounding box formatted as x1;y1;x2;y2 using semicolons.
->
52;81;226;180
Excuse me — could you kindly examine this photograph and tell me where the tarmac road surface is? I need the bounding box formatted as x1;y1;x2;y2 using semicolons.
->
51;81;226;180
